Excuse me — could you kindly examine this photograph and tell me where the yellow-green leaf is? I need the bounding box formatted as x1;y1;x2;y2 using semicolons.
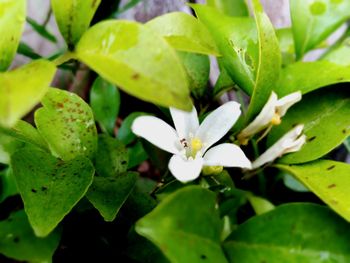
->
0;0;26;71
276;161;350;222
51;0;101;48
0;60;56;127
76;20;191;110
146;12;219;55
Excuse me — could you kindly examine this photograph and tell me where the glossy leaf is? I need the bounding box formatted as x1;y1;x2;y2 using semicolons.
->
277;60;350;96
51;0;101;48
0;168;17;202
86;172;137;221
0;60;56;127
90;77;120;135
290;0;350;59
177;51;210;98
11;147;94;237
76;20;191;110
95;135;128;177
268;88;350;163
207;0;249;17
0;0;26;71
193;4;258;95
136;186;228;263
127;140;148;169
35;88;98;161
276;28;295;66
246;0;281;120
322;35;350;65
146;12;219;55
117;112;149;145
224;203;350;262
0;210;61;262
276;161;350;222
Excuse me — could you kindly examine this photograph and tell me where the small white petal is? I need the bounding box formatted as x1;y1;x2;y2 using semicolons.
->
132;116;179;154
196;101;241;151
170;106;199;140
239;92;278;138
203;143;251;169
276;91;302;117
252;124;305;169
168;155;204;183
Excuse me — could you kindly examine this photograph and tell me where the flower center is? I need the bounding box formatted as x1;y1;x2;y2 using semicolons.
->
270;112;281;125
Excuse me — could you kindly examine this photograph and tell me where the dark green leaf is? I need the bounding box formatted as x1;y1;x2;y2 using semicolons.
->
86;172;137;221
136;186;228;263
95;134;128;177
35;88;98;161
268;88;350;164
17;42;41;60
11;147;94;237
127;140;148;169
177;51;210;98
0;169;18;203
0;210;61;262
224;203;350;262
26;17;57;43
90;77;120;135
117;112;149;145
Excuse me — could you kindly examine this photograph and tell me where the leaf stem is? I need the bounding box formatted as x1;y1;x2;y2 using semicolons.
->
53;52;76;66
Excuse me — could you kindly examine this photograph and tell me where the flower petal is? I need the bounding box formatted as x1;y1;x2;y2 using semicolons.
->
276;91;302;117
196;101;241;151
252;124;305;169
238;92;278;139
203;143;251;169
170;106;199;140
132;116;180;154
168;155;203;183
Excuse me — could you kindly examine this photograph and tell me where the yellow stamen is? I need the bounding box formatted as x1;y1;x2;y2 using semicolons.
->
191;138;203;152
271;113;281;125
202;166;223;175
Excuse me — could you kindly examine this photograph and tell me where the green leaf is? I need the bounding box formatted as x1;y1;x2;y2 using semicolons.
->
276;161;350;222
0;60;56;127
193;4;258;95
26;17;57;43
213;63;236;97
0;0;26;71
117;112;149;145
127;140;148;169
136;186;228;263
35;88;98;161
51;0;101;48
207;0;249;17
224;203;350;262
277;60;350;96
268;88;350;164
0;168;18;202
276;28;295;66
290;0;350;59
247;195;274;215
95;134;128;177
76;20;191;110
322;34;350;65
345;137;350;152
177;51;210;98
86;172;137;221
17;42;42;60
11;147;94;237
90;77;120;135
146;12;219;55
0;210;61;262
246;0;281;120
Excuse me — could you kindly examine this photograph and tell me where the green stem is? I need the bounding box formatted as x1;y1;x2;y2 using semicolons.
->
251;139;267;196
53;52;75;66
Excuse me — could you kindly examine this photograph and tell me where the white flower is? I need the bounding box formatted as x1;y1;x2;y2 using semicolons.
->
238;91;302;145
252;124;306;169
132;102;251;183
